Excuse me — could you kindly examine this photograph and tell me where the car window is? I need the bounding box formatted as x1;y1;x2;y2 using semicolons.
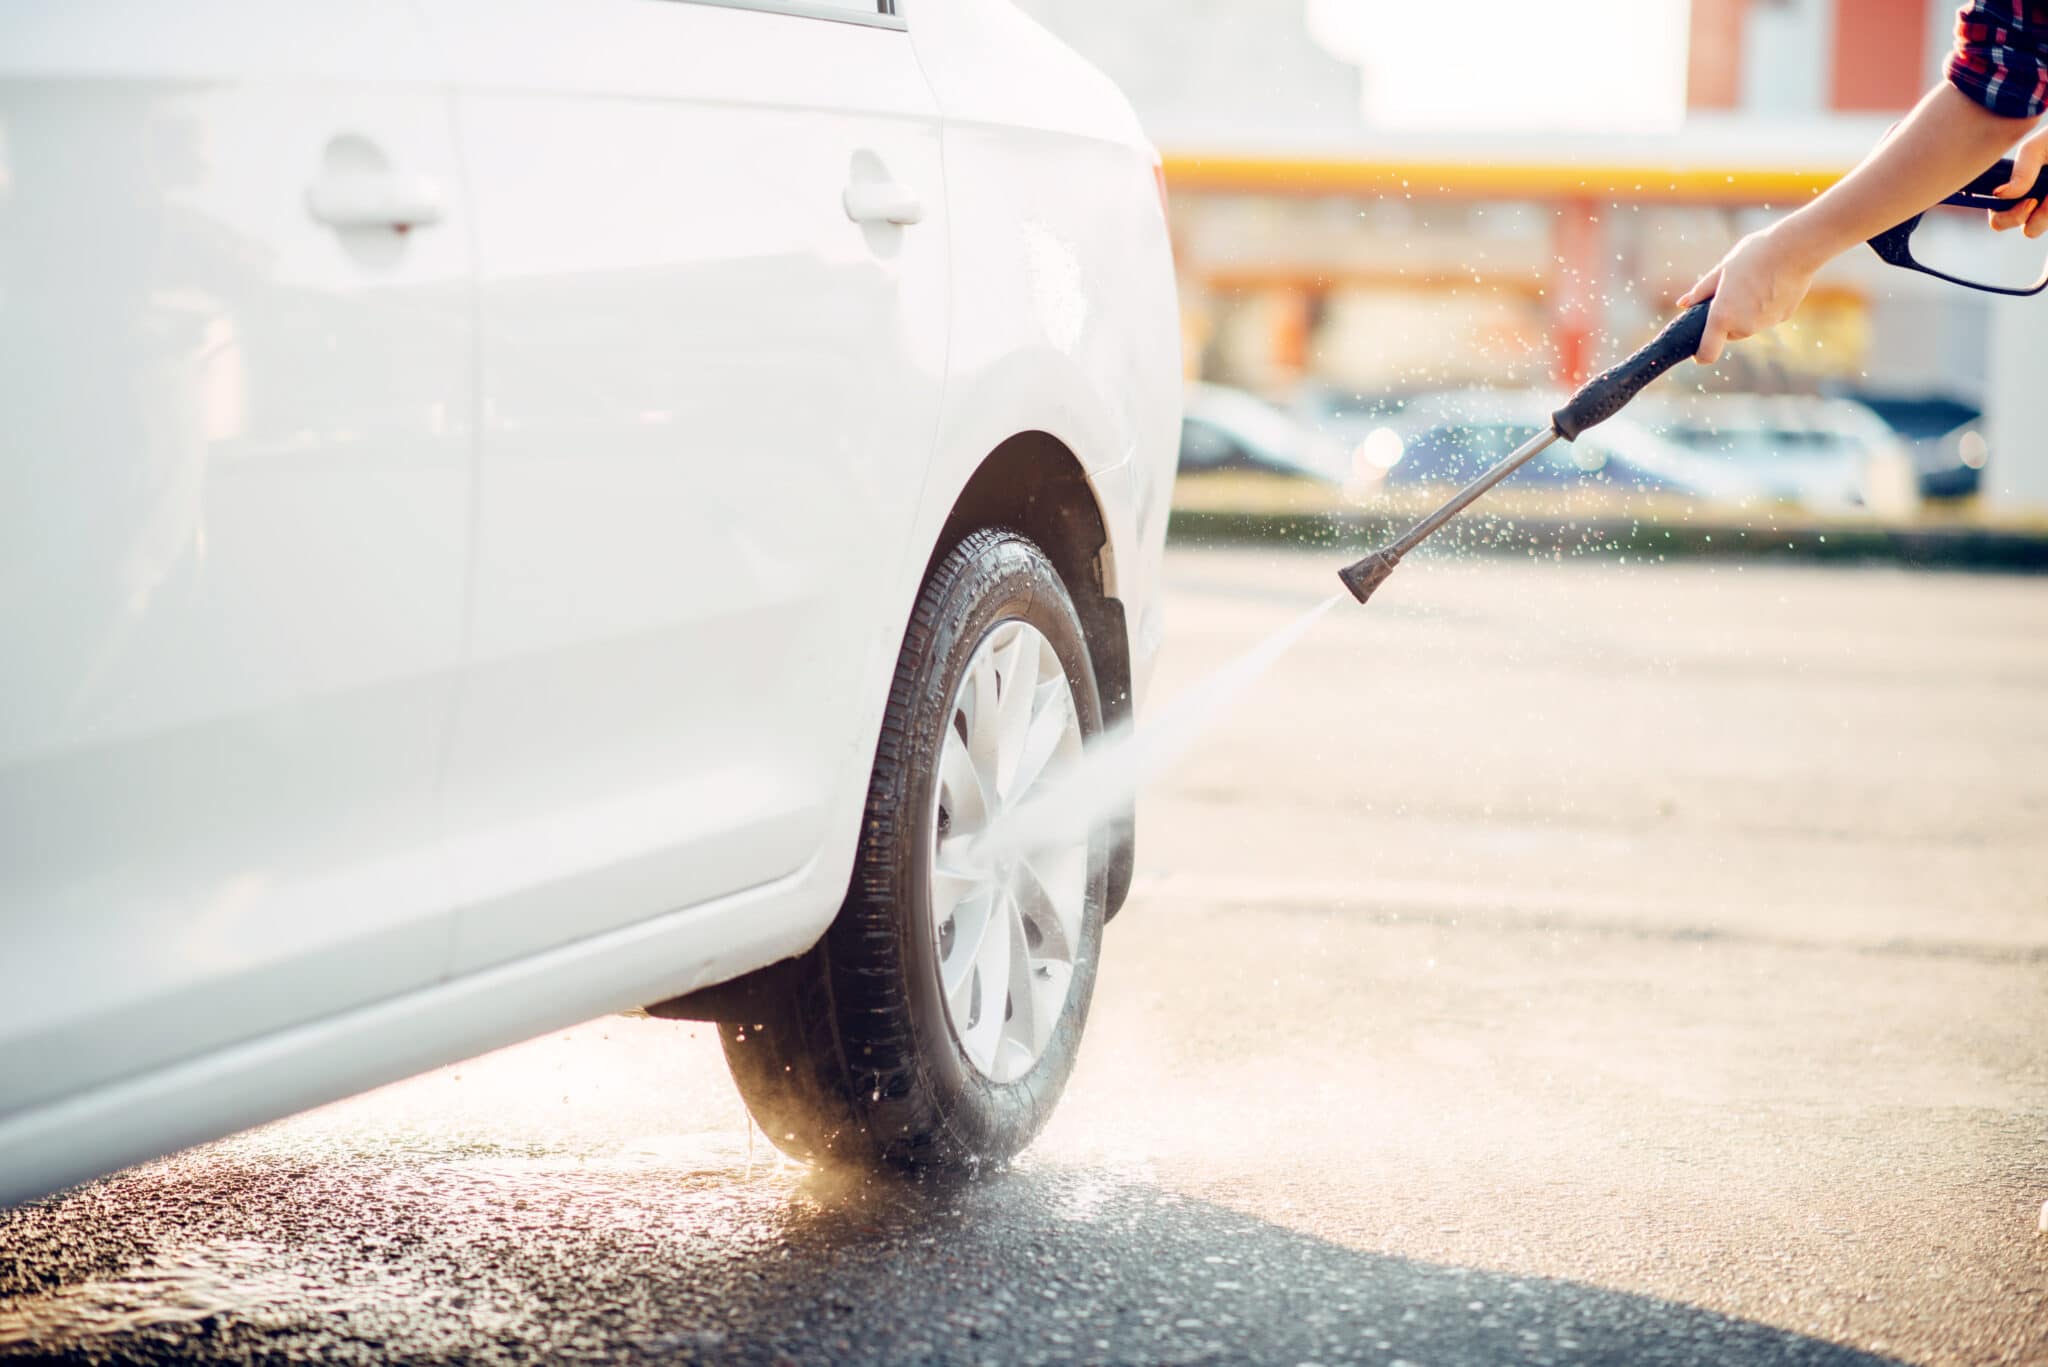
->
1541;439;1610;472
1668;425;1854;461
1180;418;1243;470
1409;422;1537;460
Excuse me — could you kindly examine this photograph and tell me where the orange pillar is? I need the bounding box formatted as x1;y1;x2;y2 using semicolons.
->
1268;286;1311;386
1550;199;1604;387
1830;0;1927;111
1687;0;1749;111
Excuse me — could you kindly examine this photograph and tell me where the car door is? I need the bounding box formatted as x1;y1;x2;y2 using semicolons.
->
419;0;950;971
0;2;473;1114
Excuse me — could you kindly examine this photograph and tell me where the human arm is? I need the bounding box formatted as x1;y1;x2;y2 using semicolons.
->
1952;1;2048;232
1679;83;2037;363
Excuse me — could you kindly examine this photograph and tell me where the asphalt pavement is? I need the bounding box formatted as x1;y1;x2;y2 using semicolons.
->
4;546;2045;1366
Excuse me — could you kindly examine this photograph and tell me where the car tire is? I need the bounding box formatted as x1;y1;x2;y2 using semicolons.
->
720;528;1107;1171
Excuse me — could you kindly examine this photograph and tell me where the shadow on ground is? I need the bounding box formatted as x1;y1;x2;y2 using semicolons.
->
0;1139;1899;1367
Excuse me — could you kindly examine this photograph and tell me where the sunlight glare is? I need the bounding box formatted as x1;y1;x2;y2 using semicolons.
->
1305;0;1690;133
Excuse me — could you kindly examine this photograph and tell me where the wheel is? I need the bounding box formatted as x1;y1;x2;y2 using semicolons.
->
720;528;1107;1171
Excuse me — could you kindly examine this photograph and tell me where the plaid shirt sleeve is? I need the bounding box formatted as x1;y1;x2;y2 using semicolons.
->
1948;0;2048;118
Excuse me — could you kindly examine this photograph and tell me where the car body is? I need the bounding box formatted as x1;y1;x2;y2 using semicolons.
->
0;0;1180;1203
1292;387;1656;492
1643;393;1919;512
1315;388;1916;512
1852;394;1989;500
1299;389;1691;496
1180;383;1353;484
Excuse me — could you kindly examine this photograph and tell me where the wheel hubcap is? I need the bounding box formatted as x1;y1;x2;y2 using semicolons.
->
929;620;1088;1083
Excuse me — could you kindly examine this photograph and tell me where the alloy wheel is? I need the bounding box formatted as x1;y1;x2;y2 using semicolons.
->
928;620;1088;1083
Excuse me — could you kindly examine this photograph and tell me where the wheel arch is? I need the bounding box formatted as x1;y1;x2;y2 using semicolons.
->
650;436;1138;1024
928;432;1137;920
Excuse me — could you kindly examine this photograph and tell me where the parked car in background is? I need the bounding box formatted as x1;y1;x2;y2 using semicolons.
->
1349;391;1680;493
0;0;1181;1206
1302;387;1917;513
1302;389;1702;499
1646;393;1920;513
1181;383;1354;484
1291;382;1411;453
1852;394;1989;500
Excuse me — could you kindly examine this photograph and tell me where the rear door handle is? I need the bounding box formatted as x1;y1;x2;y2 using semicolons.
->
843;180;924;227
308;171;445;231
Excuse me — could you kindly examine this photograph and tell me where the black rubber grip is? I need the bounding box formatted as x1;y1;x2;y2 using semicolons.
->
1953;156;2048;204
1551;300;1710;441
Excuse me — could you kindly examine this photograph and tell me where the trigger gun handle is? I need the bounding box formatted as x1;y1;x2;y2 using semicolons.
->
1943;156;2048;211
1867;156;2048;296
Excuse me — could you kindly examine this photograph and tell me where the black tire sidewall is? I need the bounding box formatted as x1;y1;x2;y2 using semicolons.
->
866;533;1107;1162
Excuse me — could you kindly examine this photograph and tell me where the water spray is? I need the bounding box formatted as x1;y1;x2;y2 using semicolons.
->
972;593;1344;867
985;158;2048;867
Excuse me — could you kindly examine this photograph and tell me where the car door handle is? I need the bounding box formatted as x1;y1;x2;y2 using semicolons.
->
843;180;924;227
307;171;446;231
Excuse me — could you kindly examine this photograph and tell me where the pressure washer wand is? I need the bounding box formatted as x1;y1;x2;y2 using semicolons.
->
1338;299;1711;606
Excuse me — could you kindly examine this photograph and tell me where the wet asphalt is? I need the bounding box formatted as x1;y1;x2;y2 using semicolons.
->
3;547;2046;1366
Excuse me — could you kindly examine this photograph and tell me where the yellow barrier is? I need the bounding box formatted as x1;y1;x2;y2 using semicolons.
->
1161;154;1845;205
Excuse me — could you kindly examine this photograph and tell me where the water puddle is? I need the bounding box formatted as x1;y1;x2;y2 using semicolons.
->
0;1243;334;1346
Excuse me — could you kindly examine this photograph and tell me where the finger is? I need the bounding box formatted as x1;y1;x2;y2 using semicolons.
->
1694;292;1741;365
1998;135;2048;198
1676;268;1721;309
1696;314;1728;365
1991;197;2036;231
2029;197;2048;239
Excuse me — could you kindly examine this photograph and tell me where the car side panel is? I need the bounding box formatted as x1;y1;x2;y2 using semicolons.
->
418;0;950;974
901;0;1181;701
0;853;833;1207
0;3;473;1120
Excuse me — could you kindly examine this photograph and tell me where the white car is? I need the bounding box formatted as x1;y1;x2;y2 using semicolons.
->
0;0;1180;1204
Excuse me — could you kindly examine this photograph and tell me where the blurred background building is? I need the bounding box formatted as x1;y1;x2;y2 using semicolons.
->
1014;0;2048;505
